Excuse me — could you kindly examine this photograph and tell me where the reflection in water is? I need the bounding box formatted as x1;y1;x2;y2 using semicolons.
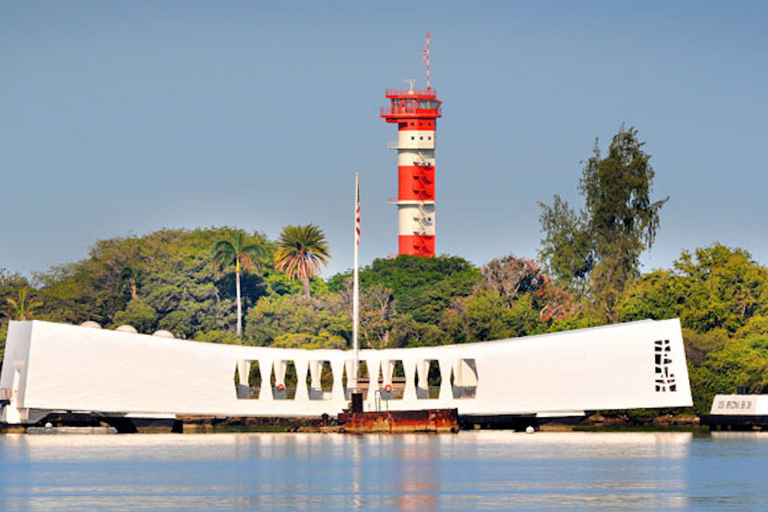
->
2;431;768;510
396;437;438;510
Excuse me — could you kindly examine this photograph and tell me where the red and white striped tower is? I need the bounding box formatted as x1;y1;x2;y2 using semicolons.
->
380;34;442;257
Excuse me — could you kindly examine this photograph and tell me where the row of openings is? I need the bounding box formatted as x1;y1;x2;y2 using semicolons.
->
408;135;433;141
233;359;478;401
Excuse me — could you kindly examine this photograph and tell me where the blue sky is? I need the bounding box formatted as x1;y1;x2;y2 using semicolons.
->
2;1;767;280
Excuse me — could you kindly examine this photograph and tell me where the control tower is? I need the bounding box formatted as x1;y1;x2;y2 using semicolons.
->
380;34;442;257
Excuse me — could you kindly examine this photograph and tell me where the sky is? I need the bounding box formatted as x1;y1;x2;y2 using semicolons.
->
2;1;767;281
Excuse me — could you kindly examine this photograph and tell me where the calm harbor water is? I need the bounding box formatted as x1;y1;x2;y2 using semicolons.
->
1;431;767;511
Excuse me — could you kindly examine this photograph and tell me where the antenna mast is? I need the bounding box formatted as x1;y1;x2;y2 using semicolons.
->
423;33;432;90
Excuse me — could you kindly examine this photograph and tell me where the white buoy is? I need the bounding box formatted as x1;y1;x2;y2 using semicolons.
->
525;426;535;434
45;422;53;429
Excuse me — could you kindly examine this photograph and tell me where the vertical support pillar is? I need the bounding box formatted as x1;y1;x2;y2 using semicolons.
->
259;360;273;401
294;359;309;402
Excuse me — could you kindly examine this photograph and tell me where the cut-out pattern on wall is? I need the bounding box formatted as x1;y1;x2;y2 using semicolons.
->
654;339;676;392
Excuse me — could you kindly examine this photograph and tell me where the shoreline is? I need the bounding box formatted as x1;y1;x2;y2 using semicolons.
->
1;412;708;435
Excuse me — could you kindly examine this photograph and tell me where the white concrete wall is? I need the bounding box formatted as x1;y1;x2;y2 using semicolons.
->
397;150;434;167
1;319;693;422
398;130;436;150
398;203;435;235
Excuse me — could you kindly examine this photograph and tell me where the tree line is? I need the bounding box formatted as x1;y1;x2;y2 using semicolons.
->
2;126;767;415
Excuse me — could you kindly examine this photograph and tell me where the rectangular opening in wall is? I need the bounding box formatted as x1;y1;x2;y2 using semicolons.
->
272;360;298;400
451;359;478;399
379;360;405;400
307;360;333;400
234;360;262;400
415;360;442;399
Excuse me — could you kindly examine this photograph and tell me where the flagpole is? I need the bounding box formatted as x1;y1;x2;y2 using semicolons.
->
352;170;360;392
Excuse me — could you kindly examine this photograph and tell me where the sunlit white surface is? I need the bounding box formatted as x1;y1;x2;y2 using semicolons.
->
1;319;692;421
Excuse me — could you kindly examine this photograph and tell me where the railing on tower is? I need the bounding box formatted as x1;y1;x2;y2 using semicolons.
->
380;105;442;118
385;88;438;97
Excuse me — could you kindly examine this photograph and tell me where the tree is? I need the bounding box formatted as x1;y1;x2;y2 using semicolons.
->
119;266;145;300
244;294;350;347
274;224;330;298
5;288;43;321
212;232;265;336
539;126;668;322
673;244;768;333
481;255;547;306
111;299;158;333
329;255;481;325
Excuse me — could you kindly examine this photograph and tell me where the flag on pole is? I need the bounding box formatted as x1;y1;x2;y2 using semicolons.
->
355;176;360;245
355;173;361;245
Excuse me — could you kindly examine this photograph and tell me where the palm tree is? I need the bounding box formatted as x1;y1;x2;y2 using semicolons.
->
119;266;145;300
6;288;43;321
274;224;330;298
212;232;264;336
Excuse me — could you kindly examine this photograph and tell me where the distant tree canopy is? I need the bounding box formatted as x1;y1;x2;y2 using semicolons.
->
329;255;482;325
618;244;768;334
539;126;668;323
32;227;272;337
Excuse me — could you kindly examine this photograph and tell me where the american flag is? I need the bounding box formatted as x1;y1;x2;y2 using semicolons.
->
355;173;361;246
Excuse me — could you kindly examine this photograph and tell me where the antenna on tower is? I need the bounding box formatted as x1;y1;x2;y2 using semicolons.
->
423;33;433;90
404;78;416;92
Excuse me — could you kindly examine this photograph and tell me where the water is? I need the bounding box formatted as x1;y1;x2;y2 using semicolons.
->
1;431;767;511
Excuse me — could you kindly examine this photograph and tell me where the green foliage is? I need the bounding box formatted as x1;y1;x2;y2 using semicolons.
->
272;331;346;350
539;126;668;322
33;227;272;336
274;224;330;298
194;329;242;345
111;299;158;333
0;323;6;369
617;270;686;322
244;294;350;347
619;244;768;334
737;315;768;338
5;288;43;321
441;289;541;343
674;244;768;333
119;266;145;300
688;335;768;416
357;255;481;324
0;270;32;368
538;195;593;293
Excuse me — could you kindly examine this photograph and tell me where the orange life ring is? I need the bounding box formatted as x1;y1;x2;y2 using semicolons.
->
276;383;285;392
384;384;393;393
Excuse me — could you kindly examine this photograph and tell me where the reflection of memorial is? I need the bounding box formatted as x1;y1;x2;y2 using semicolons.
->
1;319;692;427
398;441;438;510
0;431;708;510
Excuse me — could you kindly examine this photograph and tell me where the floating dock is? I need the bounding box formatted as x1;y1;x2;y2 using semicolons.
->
338;408;459;434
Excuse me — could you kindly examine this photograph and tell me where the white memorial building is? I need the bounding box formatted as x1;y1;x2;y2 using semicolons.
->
1;318;692;426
